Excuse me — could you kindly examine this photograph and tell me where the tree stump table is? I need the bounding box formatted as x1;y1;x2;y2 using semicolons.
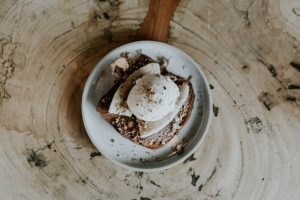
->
0;0;299;199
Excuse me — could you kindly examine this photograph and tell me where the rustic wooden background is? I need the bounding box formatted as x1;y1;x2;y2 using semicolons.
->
0;0;300;199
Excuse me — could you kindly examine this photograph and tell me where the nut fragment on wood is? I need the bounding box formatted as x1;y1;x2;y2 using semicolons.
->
290;62;300;72
267;64;277;77
286;96;297;101
90;151;101;160
188;167;200;187
213;104;219;117
183;153;196;164
288;84;300;90
258;92;277;111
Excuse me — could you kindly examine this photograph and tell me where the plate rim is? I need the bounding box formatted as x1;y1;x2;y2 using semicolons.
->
81;40;212;172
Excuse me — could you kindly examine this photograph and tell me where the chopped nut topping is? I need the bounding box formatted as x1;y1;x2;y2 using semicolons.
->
128;121;134;128
138;120;148;134
111;57;129;77
136;100;142;106
169;75;177;81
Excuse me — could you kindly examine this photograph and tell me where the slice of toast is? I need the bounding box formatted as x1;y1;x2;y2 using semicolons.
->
97;55;195;149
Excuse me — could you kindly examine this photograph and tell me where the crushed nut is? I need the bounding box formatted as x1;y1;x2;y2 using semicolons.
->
128;121;134;128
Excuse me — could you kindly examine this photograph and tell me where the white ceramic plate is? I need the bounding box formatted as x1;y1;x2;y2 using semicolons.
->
82;41;212;172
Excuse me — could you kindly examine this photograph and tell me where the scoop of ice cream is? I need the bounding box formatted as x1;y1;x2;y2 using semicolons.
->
127;74;180;121
108;63;161;116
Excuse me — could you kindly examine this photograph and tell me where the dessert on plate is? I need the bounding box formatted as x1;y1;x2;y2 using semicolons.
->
97;53;195;149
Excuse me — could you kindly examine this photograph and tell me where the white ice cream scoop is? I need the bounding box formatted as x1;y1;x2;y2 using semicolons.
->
127;74;180;121
108;63;160;116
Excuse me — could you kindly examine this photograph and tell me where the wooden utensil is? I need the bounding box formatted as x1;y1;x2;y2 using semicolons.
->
136;0;180;42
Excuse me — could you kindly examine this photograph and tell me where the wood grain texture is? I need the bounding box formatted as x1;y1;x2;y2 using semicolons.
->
136;0;179;41
0;0;300;199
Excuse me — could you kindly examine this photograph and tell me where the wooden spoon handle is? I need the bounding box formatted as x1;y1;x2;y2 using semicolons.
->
136;0;180;42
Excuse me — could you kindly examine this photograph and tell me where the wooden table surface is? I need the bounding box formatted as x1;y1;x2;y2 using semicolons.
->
0;0;300;199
